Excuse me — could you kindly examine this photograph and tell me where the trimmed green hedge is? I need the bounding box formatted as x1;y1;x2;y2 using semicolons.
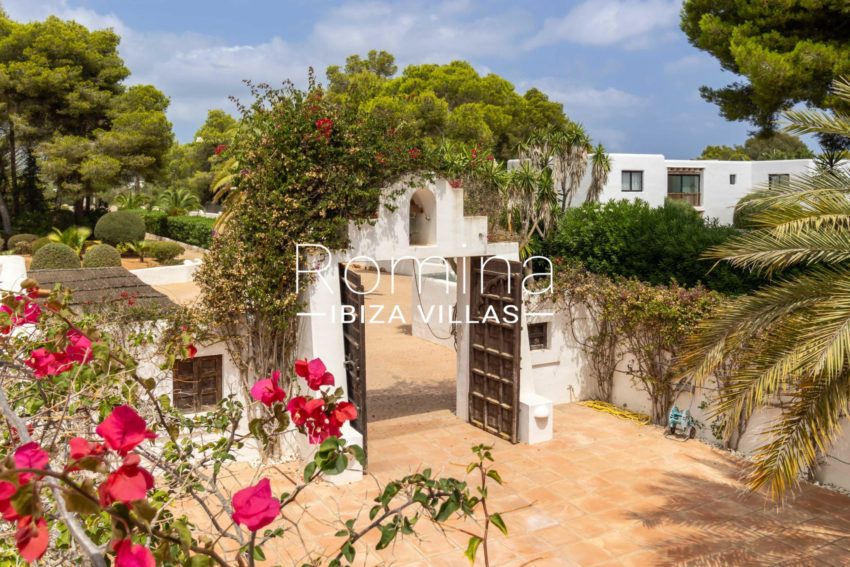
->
163;216;214;248
30;243;81;270
146;241;184;265
128;211;214;248
31;237;52;254
8;234;38;254
82;244;122;268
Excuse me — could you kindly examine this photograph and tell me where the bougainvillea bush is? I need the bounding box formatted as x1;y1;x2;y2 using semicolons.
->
0;282;505;565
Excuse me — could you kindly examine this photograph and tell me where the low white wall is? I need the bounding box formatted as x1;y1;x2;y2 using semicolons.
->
132;260;201;286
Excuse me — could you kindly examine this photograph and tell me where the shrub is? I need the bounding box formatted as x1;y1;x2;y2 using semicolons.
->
8;234;38;254
164;216;214;248
146;241;185;265
0;236;4;251
127;209;167;235
544;199;762;294
29;243;81;270
94;211;146;245
31;237;52;254
82;244;122;268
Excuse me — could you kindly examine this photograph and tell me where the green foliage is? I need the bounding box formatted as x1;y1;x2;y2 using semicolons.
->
163;216;214;248
146;241;184;264
114;192;150;210
544;199;761;294
8;233;37;253
157;187;201;216
82;243;122;268
698;132;814;160
680;80;850;499
94;210;146;245
326;51;568;160
29;242;81;269
31;236;52;254
126;208;167;234
681;0;850;129
48;226;92;256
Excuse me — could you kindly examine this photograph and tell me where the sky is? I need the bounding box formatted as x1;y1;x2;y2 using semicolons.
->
4;0;761;158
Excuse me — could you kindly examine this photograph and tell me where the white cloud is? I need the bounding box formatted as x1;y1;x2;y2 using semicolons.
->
525;0;681;50
525;79;648;118
663;54;709;74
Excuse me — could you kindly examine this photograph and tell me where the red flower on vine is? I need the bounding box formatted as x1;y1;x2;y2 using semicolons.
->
408;147;421;160
214;144;227;156
16;516;48;563
95;405;156;455
0;482;18;521
315;118;334;140
294;358;335;391
250;370;287;407
100;454;154;506
14;442;49;484
0;296;40;333
231;478;281;532
114;539;156;567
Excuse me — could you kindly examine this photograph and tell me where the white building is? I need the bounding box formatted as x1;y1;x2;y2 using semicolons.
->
572;154;816;225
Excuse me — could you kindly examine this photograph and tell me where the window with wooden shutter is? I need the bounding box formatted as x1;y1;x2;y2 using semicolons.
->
173;355;222;412
528;323;549;351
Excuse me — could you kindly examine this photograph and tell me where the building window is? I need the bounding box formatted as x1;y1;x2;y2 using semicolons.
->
768;174;790;189
730;174;736;185
621;171;643;192
667;174;702;206
528;323;549;351
173;355;222;412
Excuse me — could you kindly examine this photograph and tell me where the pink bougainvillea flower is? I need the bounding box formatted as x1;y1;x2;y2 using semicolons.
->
100;454;154;506
68;437;107;461
24;348;68;378
213;143;227;156
286;396;325;427
14;442;49;484
231;478;280;532
186;344;197;359
330;401;357;427
15;516;48;563
314;117;334;140
95;405;156;455
294;358;334;391
0;481;19;521
0;297;41;333
113;538;155;567
250;370;287;407
64;328;93;365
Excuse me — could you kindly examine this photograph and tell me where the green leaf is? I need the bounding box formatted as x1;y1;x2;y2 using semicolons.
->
376;525;397;550
464;536;482;564
350;445;366;466
490;512;508;536
435;499;458;522
63;488;99;517
486;470;503;485
303;461;317;482
341;541;355;562
11;483;34;518
252;546;266;561
369;505;381;520
248;418;268;445
175;518;192;553
188;556;213;567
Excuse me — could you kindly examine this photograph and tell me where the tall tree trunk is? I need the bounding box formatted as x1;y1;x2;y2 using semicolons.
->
8;124;18;216
0;194;12;235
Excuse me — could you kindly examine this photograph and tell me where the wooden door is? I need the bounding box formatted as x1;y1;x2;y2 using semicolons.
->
468;257;522;443
339;264;368;459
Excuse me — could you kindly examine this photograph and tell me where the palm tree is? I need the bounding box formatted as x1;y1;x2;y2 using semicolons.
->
678;77;850;500
586;144;611;203
114;192;150;210
157;188;201;216
48;226;92;257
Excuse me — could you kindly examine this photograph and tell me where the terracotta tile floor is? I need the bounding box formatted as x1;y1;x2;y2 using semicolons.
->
249;405;850;566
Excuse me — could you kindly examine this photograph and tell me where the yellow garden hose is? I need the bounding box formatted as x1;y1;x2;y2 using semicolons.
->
578;400;651;425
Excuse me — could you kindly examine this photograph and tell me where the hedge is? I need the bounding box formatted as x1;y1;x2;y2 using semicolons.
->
8;234;38;254
95;211;147;245
82;244;122;268
31;237;52;254
126;209;167;235
146;241;185;265
30;243;81;270
163;216;214;248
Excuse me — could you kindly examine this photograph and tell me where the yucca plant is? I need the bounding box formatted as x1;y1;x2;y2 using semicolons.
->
678;77;850;500
48;226;92;257
157;187;201;216
586;144;611;203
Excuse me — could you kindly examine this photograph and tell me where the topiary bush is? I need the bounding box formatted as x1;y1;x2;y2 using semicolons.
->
127;209;167;235
82;244;122;268
94;211;146;245
8;234;38;254
29;243;81;270
163;216;214;248
146;241;185;265
31;237;52;254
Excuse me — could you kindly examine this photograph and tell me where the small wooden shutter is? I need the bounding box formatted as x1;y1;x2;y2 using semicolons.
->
528;323;548;350
173;355;222;412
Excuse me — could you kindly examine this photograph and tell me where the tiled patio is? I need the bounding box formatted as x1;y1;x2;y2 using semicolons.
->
244;404;850;566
